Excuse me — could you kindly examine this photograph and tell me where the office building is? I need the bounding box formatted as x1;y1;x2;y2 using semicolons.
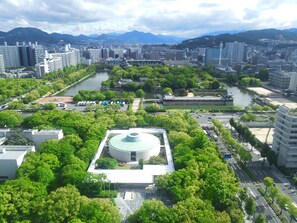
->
272;105;297;168
18;45;36;67
269;71;292;90
89;49;102;63
226;42;246;64
0;55;4;73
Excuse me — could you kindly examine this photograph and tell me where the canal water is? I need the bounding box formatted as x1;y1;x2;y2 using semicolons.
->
59;72;109;96
227;86;254;108
58;72;255;108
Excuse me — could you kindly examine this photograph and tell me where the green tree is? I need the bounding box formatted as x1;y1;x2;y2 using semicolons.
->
288;204;297;222
244;196;256;217
268;186;280;203
96;157;118;169
276;194;291;214
43;103;57;110
128;199;173;223
171;197;218;223
254;214;266;223
0;111;23;128
162;87;173;95
136;89;145;98
38;185;82;223
263;177;274;194
78;198;121;223
0;178;47;222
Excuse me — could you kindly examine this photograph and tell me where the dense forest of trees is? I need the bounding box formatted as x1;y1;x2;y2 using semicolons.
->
0;64;97;105
0;107;244;222
102;65;223;94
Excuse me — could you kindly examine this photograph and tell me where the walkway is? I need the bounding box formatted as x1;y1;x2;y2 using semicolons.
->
132;98;141;112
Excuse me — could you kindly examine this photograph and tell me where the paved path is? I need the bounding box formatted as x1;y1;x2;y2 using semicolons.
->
132;98;141;112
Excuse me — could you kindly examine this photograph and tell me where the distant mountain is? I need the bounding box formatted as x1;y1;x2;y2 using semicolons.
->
94;30;185;44
0;27;185;45
178;28;297;49
201;30;246;36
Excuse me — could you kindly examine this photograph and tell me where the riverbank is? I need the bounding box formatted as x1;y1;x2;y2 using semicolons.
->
52;72;95;96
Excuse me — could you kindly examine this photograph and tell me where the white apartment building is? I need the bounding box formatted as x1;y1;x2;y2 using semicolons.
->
35;45;80;77
272;105;297;168
0;45;20;68
0;54;5;73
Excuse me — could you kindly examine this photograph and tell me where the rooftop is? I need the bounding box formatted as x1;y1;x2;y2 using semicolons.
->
109;132;160;152
0;145;35;160
88;128;175;184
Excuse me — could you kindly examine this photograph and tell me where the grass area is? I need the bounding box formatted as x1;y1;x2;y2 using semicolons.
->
114;164;134;170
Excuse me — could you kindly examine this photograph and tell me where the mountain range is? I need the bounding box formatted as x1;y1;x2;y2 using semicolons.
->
177;28;297;49
0;27;185;45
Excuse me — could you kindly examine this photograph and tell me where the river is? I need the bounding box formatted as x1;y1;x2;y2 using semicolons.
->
227;86;254;108
58;72;109;96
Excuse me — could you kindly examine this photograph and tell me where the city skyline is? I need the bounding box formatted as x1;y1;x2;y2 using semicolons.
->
0;0;297;38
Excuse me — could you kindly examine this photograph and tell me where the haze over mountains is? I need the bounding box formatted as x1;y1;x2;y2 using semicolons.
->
1;27;297;47
0;28;185;45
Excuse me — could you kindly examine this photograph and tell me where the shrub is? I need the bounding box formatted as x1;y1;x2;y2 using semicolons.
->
148;156;166;165
95;157;118;169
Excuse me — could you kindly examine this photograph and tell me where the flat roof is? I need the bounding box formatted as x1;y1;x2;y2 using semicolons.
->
0;150;27;160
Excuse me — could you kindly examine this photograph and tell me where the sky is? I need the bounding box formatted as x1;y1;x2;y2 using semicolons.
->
0;0;297;38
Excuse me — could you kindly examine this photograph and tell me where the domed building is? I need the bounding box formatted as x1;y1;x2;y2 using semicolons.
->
108;132;160;162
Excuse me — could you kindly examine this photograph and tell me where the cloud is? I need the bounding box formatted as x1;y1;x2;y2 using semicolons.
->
0;0;296;38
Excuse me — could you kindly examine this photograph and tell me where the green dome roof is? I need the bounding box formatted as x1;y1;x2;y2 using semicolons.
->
109;132;160;152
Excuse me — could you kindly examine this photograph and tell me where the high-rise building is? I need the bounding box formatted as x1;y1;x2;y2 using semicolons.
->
272;105;297;168
205;48;228;66
89;49;102;63
50;45;80;68
32;43;45;64
0;45;20;68
0;55;5;73
18;46;36;67
226;42;246;64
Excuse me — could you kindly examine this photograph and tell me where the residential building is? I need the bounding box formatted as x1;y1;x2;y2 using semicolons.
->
0;45;20;68
272;105;297;168
0;145;35;180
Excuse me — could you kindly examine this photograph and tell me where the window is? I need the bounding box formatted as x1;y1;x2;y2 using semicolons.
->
131;151;136;161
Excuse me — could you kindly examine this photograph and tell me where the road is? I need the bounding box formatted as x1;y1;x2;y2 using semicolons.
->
192;113;282;222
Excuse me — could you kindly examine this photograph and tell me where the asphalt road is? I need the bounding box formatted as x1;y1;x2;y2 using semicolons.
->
192;113;281;222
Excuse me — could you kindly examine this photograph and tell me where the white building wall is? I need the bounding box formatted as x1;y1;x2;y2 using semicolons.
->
89;49;102;64
0;54;5;73
272;105;297;168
